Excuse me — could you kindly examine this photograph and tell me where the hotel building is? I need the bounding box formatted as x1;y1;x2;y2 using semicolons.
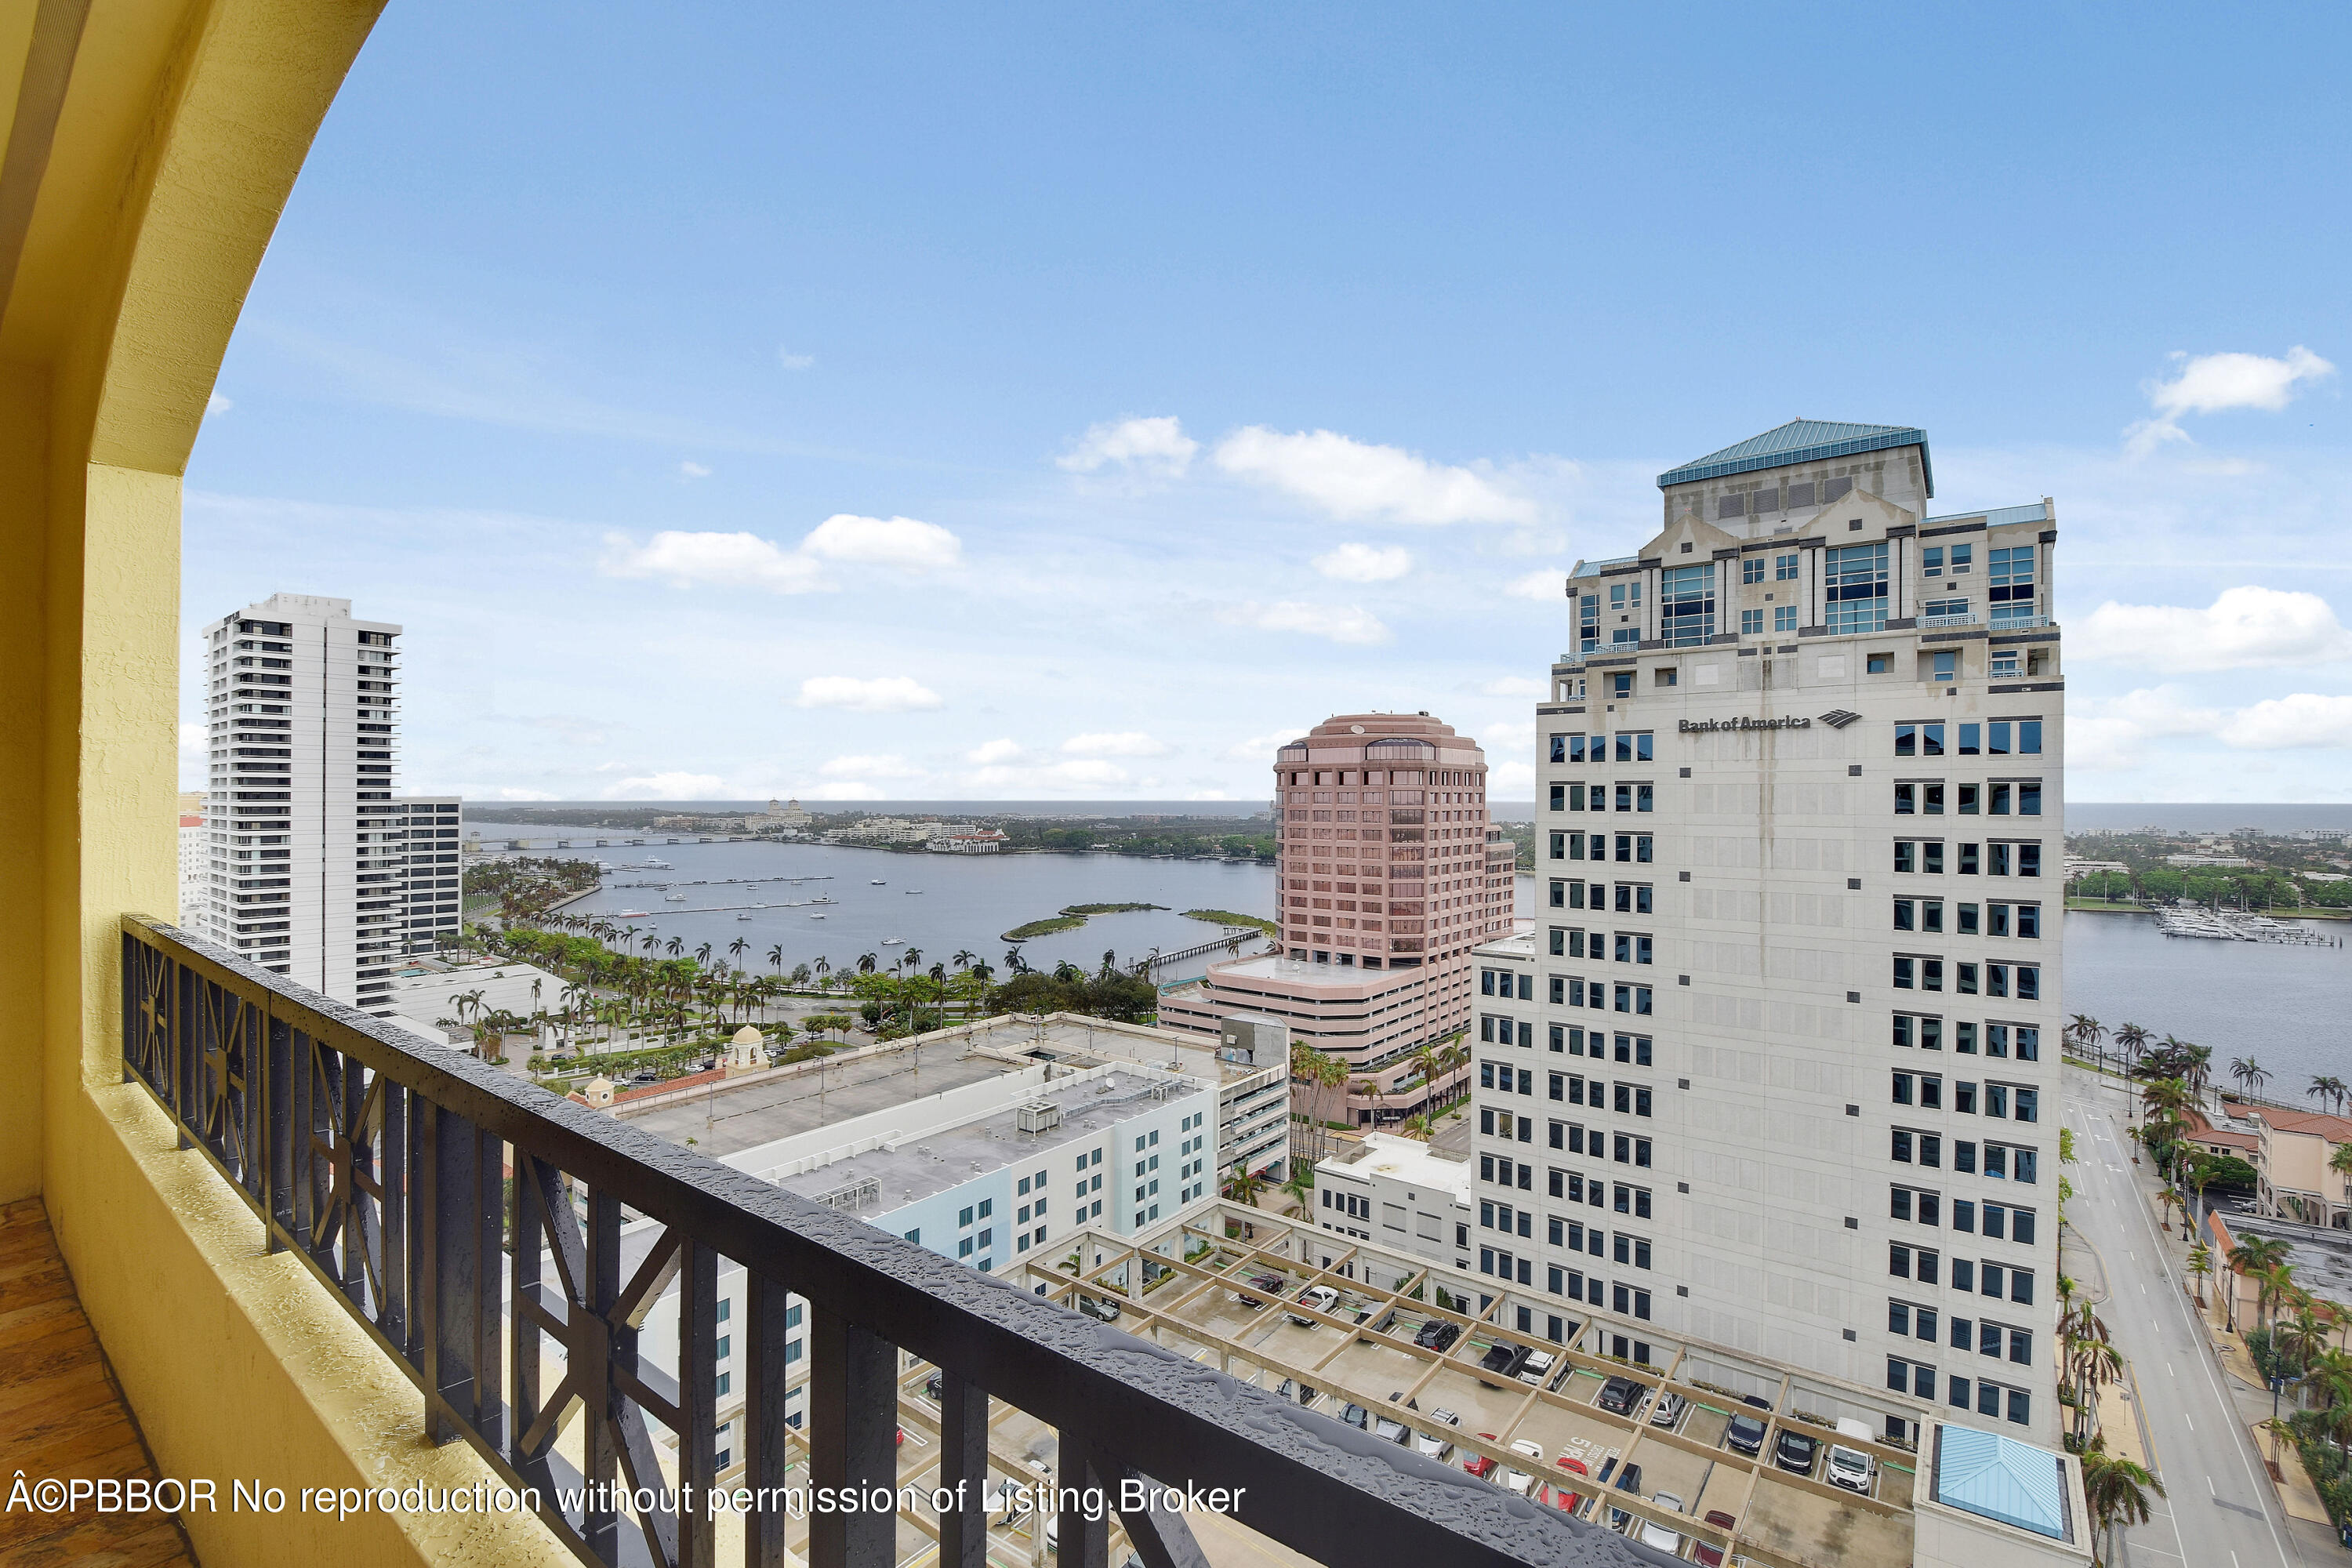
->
1160;712;1513;1126
1467;420;2065;1444
194;594;462;1013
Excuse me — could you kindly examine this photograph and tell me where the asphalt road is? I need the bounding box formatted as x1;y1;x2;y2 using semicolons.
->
2067;1073;2304;1568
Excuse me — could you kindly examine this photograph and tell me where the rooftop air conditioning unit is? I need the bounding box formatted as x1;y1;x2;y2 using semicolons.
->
1016;1102;1063;1134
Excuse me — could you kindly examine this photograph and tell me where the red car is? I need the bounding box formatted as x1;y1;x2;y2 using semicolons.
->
1692;1508;1738;1568
1461;1434;1501;1479
1552;1455;1588;1513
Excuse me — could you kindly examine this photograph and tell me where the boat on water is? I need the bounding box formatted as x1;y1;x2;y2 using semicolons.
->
665;893;687;902
735;913;752;920
906;888;924;895
613;909;650;917
808;913;826;920
881;936;904;946
870;879;887;886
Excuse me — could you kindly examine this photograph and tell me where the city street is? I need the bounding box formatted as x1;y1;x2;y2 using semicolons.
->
2066;1069;2325;1568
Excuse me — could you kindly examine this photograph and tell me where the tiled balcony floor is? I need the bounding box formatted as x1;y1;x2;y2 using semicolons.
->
0;1198;197;1566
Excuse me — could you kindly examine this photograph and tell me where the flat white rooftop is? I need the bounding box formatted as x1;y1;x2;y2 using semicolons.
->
1323;1131;1472;1200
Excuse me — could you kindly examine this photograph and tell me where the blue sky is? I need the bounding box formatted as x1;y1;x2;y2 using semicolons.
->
183;3;2352;803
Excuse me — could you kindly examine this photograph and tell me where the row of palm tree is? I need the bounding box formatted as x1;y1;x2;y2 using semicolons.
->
2070;1014;2347;1116
1283;1035;1470;1164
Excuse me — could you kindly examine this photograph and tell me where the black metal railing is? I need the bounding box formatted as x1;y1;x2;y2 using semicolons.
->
121;915;1668;1568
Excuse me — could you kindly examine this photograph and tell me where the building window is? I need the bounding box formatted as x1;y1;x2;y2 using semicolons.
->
1742;556;1765;584
1824;543;1889;633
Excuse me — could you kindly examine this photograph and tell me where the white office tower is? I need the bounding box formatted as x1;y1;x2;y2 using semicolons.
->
197;595;459;1014
1470;421;2064;1445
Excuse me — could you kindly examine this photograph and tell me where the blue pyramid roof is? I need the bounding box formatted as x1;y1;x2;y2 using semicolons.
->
1657;419;1932;495
1933;1424;2072;1541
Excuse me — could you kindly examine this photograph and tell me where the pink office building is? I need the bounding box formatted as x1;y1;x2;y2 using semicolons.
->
1160;712;1514;1127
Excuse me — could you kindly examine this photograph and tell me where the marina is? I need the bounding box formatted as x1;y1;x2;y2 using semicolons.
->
2152;902;2337;945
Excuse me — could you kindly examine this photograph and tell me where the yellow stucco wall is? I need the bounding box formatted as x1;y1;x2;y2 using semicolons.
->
2;1;572;1560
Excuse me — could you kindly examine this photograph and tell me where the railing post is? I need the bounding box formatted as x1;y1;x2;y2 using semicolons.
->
745;1269;793;1568
264;1011;293;1252
1057;1436;1109;1568
422;1102;502;1447
936;1371;988;1568
583;1189;622;1562
807;1305;895;1568
677;1240;719;1568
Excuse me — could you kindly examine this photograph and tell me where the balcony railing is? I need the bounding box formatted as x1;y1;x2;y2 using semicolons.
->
118;915;1642;1568
1988;612;2053;631
1916;611;1979;629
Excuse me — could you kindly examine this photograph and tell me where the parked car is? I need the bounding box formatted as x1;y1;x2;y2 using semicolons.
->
1774;1429;1819;1476
1463;1434;1501;1479
1478;1341;1530;1385
1414;1319;1461;1352
1639;1491;1686;1554
1414;1406;1461;1459
1289;1285;1339;1327
1236;1274;1284;1308
1742;1394;1772;1410
1503;1439;1544;1495
1648;1391;1687;1429
1516;1348;1558;1387
1613;1461;1642;1496
1339;1403;1369;1431
1596;1375;1643;1416
924;1372;943;1403
1725;1411;1767;1457
1552;1455;1589;1513
1693;1508;1740;1568
1826;1443;1877;1495
1075;1294;1120;1323
1374;1415;1409;1446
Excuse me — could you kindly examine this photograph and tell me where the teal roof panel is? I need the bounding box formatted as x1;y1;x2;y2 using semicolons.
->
1933;1424;2072;1541
1657;419;1933;495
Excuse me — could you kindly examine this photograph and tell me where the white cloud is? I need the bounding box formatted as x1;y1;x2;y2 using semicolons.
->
2069;687;2238;771
1503;569;1565;601
800;514;962;571
1213;426;1538;525
1057;416;1197;480
795;675;943;713
1312;543;1412;583
601;514;960;593
1221;727;1309;762
779;348;816;371
2218;695;2352;750
601;529;829;593
966;758;1131;790
491;786;559;800
1215;601;1390;645
601;771;726;800
1062;731;1171;757
966;738;1025;764
2126;347;2336;454
2072;586;2352;673
819;753;924;779
205;393;232;418
180;722;207;755
1185;789;1233;801
806;780;884;800
1480;718;1535;756
1490;759;1536;796
679;460;712;480
1480;676;1548;698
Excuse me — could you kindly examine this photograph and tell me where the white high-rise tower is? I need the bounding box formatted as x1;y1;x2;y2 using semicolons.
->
196;594;459;1013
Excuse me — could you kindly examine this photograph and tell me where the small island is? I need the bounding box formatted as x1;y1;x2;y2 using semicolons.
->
1001;902;1167;942
1181;908;1278;938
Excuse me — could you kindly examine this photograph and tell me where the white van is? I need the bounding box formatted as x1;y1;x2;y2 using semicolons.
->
1826;1443;1877;1495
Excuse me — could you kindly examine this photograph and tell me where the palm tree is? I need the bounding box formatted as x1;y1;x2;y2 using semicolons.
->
2060;1302;2122;1447
814;956;832;989
729;935;750;969
2081;1436;2165;1568
2230;1056;2269;1098
767;943;785;972
2183;1150;2223;1243
903;946;923;975
2310;1074;2348;1116
1223;1169;1267;1206
2187;1243;2214;1310
695;941;714;968
952;949;974;971
2114;1022;2149;1063
857;952;877;975
2227;1236;2291;1331
666;937;684;959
